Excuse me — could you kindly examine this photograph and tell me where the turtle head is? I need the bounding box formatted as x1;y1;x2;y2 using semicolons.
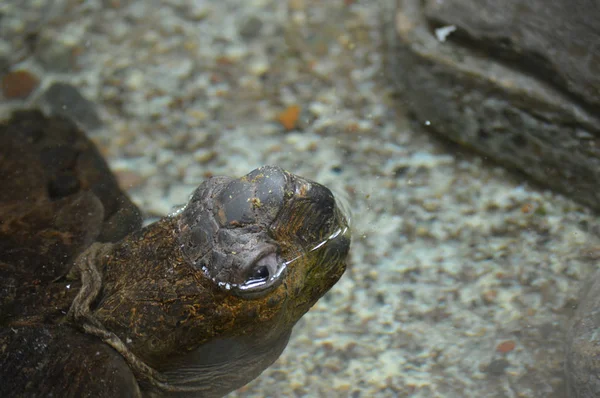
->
178;165;350;307
157;165;351;393
92;166;350;396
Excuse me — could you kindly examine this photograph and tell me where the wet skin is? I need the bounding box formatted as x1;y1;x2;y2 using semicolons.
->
1;163;351;397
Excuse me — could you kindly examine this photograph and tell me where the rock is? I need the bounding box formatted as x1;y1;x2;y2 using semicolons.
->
484;359;510;376
389;0;600;211
1;70;40;99
41;82;102;129
238;15;263;39
566;270;600;398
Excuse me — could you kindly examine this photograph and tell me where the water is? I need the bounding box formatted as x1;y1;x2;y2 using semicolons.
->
1;1;599;397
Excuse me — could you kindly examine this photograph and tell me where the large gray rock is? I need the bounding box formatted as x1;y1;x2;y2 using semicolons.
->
389;0;600;211
389;2;600;395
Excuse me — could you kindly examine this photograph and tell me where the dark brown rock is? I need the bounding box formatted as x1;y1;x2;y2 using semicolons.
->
1;70;40;99
389;0;600;211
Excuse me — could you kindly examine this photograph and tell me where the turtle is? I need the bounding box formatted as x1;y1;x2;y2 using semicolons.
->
0;110;351;397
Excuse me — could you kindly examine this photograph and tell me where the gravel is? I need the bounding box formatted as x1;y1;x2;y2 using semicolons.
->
1;1;599;397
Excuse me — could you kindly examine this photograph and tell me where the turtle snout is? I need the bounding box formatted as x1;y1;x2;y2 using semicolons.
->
291;175;336;218
269;173;350;256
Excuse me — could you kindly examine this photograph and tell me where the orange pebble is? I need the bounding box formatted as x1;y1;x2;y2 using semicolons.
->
521;203;534;213
277;104;301;131
1;70;39;99
496;340;516;353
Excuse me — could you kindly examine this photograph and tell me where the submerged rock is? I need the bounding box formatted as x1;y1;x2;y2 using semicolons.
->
389;0;600;211
42;82;102;129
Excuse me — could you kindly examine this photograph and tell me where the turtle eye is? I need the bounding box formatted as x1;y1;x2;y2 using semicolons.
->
248;264;270;282
233;252;287;298
244;253;276;286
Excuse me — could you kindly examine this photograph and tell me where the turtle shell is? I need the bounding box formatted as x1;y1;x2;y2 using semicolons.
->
0;110;142;315
0;110;142;397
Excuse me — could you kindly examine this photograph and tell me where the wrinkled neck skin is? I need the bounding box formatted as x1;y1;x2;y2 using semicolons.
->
88;216;296;397
151;330;292;397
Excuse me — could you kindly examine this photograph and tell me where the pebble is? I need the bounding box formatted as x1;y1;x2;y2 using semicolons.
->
41;82;102;129
238;15;263;39
277;104;301;131
1;70;40;99
35;32;76;73
484;359;510;376
186;2;212;21
495;340;516;353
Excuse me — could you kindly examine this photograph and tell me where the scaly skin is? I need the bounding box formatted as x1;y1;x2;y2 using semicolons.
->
76;166;351;397
0;111;350;398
